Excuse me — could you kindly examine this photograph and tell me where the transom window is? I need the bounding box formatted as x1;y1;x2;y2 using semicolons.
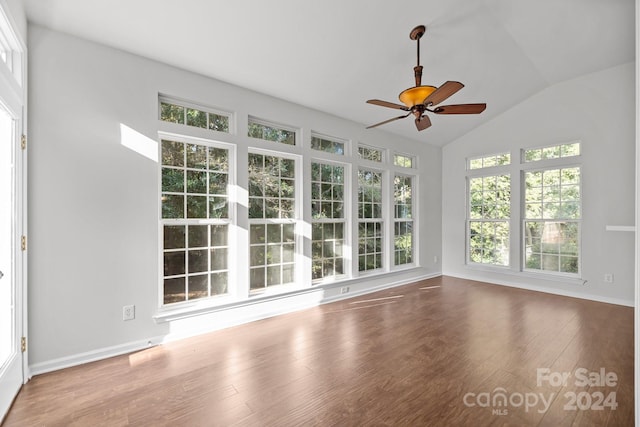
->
159;97;230;133
160;138;232;305
248;117;296;145
394;154;415;168
524;167;581;275
358;144;383;163
311;134;346;155
469;152;510;170
524;142;580;162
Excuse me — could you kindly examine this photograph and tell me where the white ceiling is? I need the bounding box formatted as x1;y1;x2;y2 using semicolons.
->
23;0;635;146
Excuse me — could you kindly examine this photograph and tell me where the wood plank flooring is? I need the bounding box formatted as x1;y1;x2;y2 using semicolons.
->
2;276;634;426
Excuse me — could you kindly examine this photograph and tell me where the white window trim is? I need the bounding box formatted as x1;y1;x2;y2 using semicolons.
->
247;147;305;295
465;173;511;268
521;164;582;278
157;132;238;309
158;94;235;135
247;115;300;146
310;131;349;157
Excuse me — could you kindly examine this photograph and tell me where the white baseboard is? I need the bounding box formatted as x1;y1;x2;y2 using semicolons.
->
29;337;163;377
27;271;441;376
445;272;634;307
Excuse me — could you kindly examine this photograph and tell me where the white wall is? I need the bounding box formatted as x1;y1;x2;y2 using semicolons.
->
442;62;636;305
27;25;442;372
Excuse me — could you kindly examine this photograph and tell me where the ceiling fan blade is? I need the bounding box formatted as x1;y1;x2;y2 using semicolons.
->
366;113;411;129
415;115;432;131
366;99;410;111
423;81;464;106
433;103;487;114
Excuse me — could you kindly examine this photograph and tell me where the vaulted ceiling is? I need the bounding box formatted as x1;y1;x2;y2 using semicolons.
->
24;0;635;146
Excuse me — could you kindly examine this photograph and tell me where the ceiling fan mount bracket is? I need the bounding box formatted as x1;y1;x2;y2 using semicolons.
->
409;25;426;41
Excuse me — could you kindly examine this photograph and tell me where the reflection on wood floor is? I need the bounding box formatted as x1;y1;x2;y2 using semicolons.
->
3;276;634;426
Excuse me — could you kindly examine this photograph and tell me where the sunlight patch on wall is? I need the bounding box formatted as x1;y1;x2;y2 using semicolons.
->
120;124;158;162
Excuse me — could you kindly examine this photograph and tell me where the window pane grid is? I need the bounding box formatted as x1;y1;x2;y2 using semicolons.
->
358;145;383;162
394;175;413;266
249;223;296;292
358;221;383;272
468;173;510;266
311;135;345;155
359;168;383;271
524;166;581;275
162;224;229;304
248;153;295;219
524;142;581;163
248;119;295;145
161;141;229;220
160;101;230;133
161;140;231;305
312;161;346;281
469;152;510;170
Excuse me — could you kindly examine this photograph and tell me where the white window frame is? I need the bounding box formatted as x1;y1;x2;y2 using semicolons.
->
310;131;348;156
521;163;582;278
357;143;384;163
393;173;415;268
247;116;299;146
247;147;303;295
466;173;511;267
158;94;234;134
310;159;349;283
357;167;385;273
157;133;237;308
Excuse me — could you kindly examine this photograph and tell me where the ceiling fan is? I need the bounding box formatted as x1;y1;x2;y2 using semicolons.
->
366;25;486;132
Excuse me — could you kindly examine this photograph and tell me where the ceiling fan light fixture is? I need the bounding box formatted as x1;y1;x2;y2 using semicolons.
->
398;85;437;108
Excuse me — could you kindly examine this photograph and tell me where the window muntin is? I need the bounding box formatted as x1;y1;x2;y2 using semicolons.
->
394;154;415;168
468;152;510;170
248;152;297;292
159;98;230;133
311;134;345;155
524;142;580;163
358;144;383;163
468;174;510;266
524;167;580;275
394;175;413;266
160;139;231;305
358;168;383;271
248;117;296;145
311;162;345;281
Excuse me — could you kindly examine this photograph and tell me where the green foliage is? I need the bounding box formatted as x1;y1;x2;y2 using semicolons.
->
248;121;295;145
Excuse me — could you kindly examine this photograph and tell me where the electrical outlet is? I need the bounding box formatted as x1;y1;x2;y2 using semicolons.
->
603;274;614;284
340;286;350;294
123;305;135;321
434;255;438;264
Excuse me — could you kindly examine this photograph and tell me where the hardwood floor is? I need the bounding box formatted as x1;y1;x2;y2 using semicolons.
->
2;276;634;426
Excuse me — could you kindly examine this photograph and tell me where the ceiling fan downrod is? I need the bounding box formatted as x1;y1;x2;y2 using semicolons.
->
410;25;426;87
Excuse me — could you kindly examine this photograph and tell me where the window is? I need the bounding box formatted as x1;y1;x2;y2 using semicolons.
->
524;142;580;162
248;117;296;145
160;138;232;304
358;144;383;162
394;175;413;266
248;152;297;292
468;174;510;266
469;152;510;170
394;154;415;168
523;167;580;275
311;162;346;281
358;168;383;271
159;97;230;133
311;134;345;155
